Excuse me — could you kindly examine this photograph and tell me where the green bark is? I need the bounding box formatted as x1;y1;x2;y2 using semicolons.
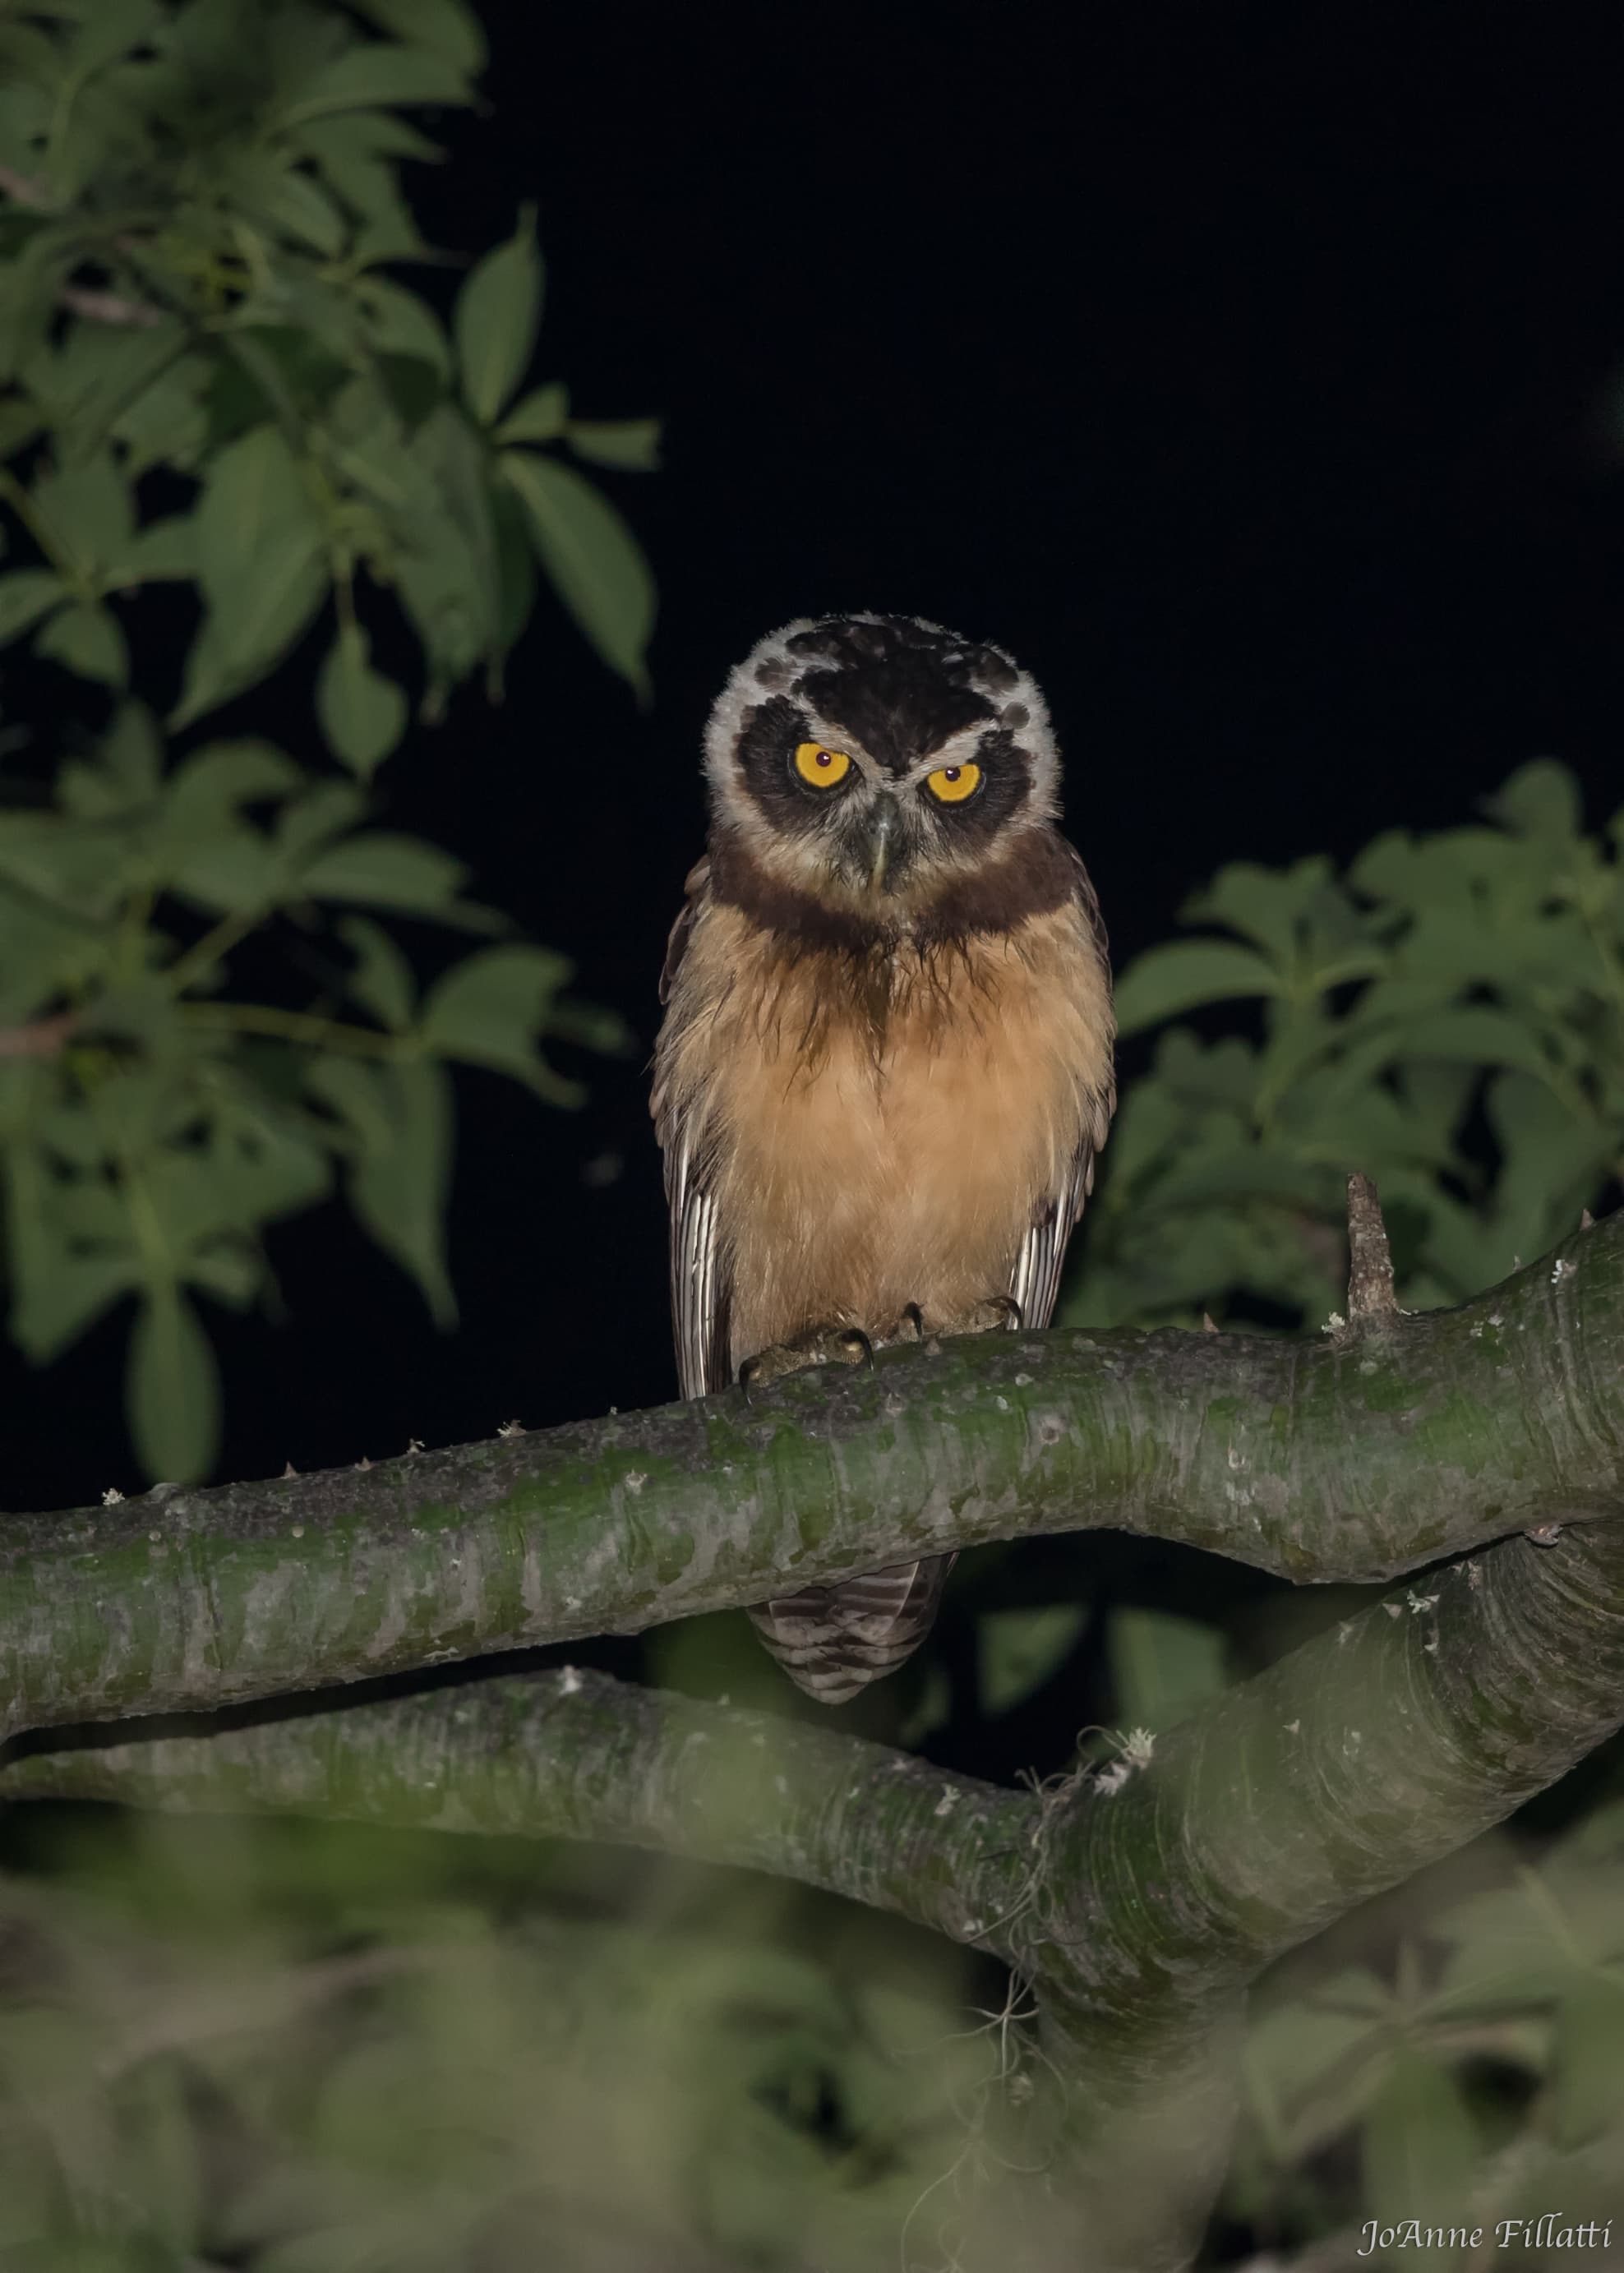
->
3;1215;1621;1744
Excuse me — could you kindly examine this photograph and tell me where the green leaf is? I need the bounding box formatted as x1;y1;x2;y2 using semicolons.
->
0;243;62;385
1185;855;1342;966
1483;758;1583;843
454;206;543;426
67;0;162;76
356;278;451;376
565;415;662;471
420;943;577;1100
341;915;417;1032
171;426;327;727
490;477;537;664
1113;940;1284;1035
383;403;501;686
1359;2049;1480;2260
309;1054;455;1324
111;514;196;583
373;351;445;427
494;381;567;445
34;320;186;467
348;0;487;69
978;1603;1087;1716
4;1147;139;1363
31;449;135;571
194;423;321;597
282;40;471;125
159;737;304;857
0;566;67;642
501;450;655;695
1386;1008;1556;1081
1109;1607;1228;1730
1547;1973;1624;2149
277;780;368;864
301;832;466;914
201;326;350;447
95;700;164;803
247;159;349;255
127;1285;222;1484
0;394;44;456
34;599;127;686
316;622;408;776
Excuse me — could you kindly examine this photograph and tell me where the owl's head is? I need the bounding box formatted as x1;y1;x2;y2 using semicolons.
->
703;615;1060;916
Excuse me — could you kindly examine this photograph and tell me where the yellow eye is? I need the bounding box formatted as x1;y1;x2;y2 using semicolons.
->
793;740;851;788
925;761;982;805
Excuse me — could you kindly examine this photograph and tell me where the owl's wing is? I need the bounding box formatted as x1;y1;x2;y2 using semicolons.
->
654;858;734;1399
1008;851;1115;1333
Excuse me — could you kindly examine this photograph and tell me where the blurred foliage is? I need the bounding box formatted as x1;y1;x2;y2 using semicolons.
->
0;0;657;1481
1229;1799;1624;2269
2;1759;1622;2270
0;1805;995;2273
1064;758;1624;1335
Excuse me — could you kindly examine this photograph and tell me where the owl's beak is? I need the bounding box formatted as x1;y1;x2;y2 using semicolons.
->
863;795;902;892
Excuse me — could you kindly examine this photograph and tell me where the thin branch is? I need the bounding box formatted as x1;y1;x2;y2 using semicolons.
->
179;1001;399;1055
1344;1170;1399;1328
0;168;164;324
0;1011;76;1058
0;165;49;207
0;1668;1036;1959
2;1217;1622;1745
58;284;164;328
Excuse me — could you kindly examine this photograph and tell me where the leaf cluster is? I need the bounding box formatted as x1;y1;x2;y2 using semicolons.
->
1067;763;1624;1331
0;698;619;1481
0;0;653;1483
1230;1800;1624;2262
0;0;658;729
0;1815;983;2273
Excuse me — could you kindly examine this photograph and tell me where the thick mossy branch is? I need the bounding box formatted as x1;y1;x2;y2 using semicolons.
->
1033;1519;1624;2043
8;1514;1623;2006
2;1218;1622;1740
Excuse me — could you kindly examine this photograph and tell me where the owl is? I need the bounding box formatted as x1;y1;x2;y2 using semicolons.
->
653;614;1114;1704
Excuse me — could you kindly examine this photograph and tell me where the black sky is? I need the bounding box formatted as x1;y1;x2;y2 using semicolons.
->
7;0;1624;1511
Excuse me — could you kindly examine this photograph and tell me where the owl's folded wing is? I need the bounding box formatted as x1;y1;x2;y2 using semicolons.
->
1008;851;1114;1333
1008;1123;1102;1333
654;859;735;1399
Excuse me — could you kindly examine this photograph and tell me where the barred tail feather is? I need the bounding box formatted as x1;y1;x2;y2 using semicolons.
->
747;1553;956;1705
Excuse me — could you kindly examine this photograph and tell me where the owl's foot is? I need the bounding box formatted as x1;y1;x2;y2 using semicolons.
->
928;1293;1024;1339
739;1324;875;1406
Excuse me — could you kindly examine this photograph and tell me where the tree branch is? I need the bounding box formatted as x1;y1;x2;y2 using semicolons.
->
1341;1169;1400;1330
0;1011;76;1058
2;1217;1622;1744
0;1669;1034;1957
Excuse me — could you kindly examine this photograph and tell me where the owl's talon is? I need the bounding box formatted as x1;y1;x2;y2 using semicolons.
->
899;1302;925;1341
738;1322;875;1404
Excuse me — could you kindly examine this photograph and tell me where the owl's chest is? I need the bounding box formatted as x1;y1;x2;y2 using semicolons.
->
713;938;1077;1238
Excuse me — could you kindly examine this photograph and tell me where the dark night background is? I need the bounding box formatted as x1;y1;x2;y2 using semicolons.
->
7;2;1624;1524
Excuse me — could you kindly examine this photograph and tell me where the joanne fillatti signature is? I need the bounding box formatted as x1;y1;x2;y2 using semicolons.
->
1358;2215;1614;2255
